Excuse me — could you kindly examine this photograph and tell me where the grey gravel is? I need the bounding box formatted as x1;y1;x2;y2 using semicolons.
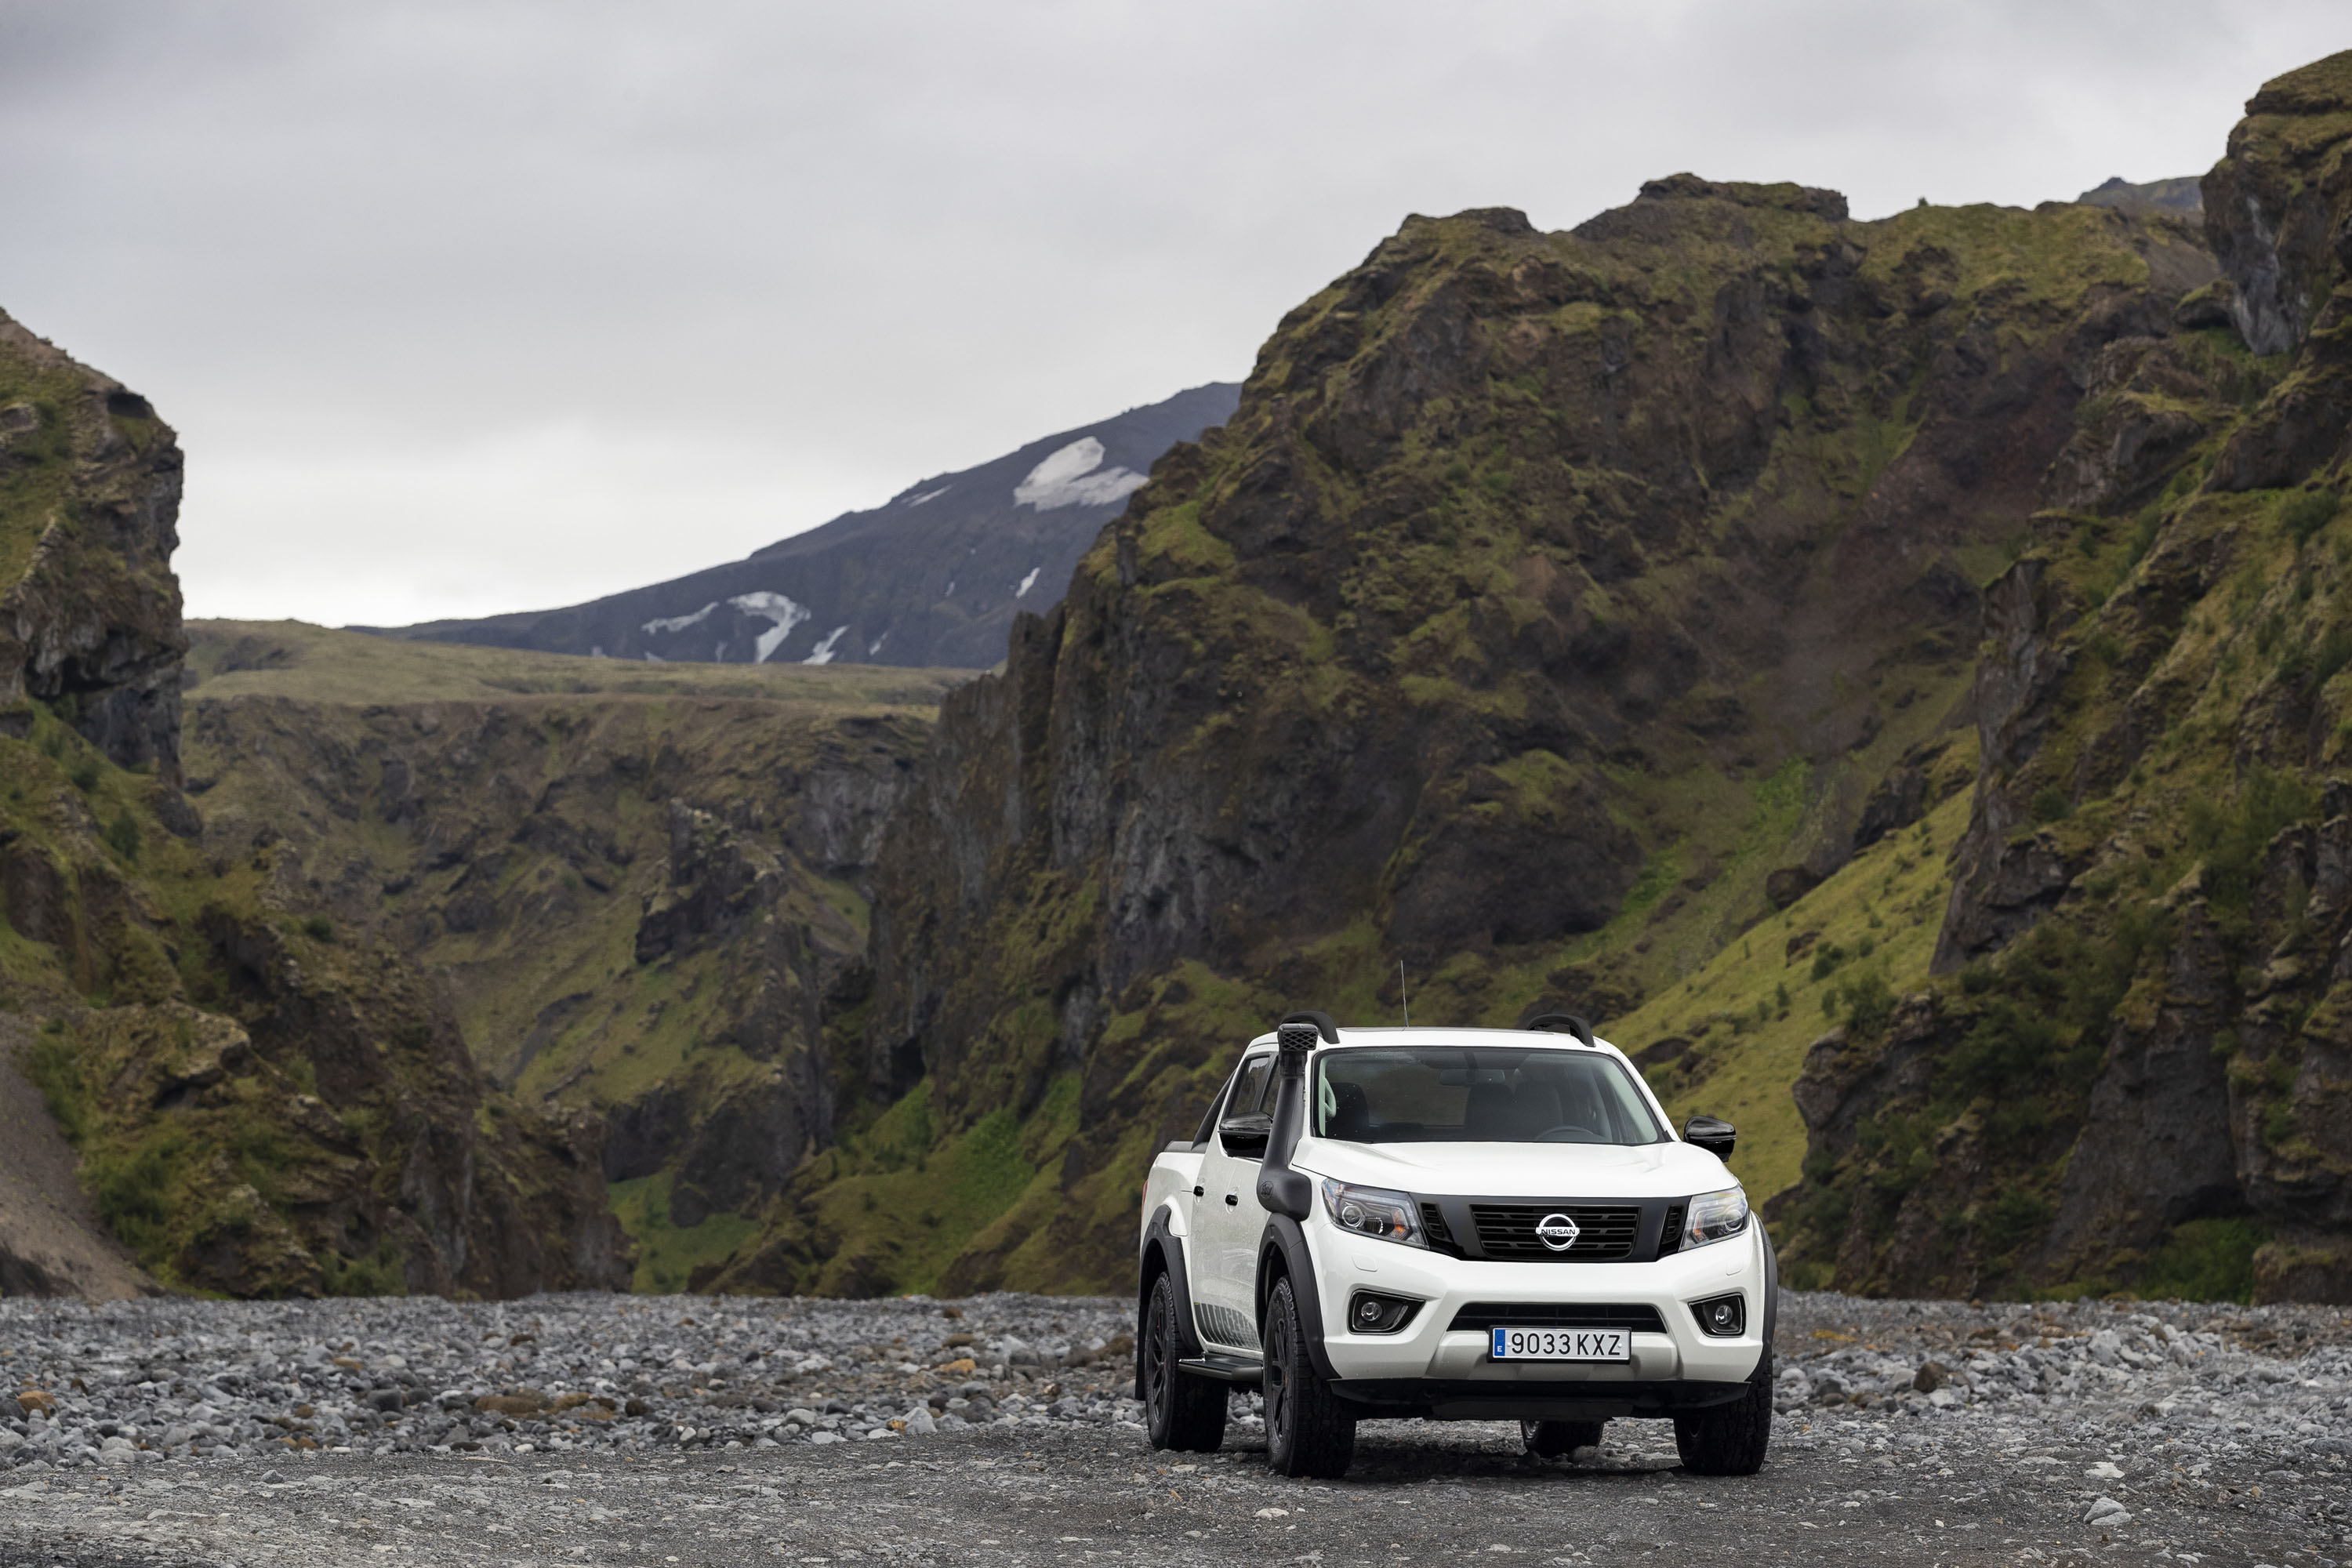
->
0;1290;2345;1564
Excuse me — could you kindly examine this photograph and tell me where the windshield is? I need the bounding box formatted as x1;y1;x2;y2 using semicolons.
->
1314;1046;1666;1145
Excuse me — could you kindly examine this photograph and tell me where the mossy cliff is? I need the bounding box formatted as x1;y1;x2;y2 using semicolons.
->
1783;51;2352;1304
177;622;958;1293
695;159;2220;1294
0;328;629;1298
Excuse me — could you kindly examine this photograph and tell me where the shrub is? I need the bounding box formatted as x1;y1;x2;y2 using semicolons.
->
1947;1000;2063;1101
25;1024;88;1144
321;1240;407;1298
302;914;333;942
68;757;100;793
2135;1217;2264;1302
1980;1185;2054;1258
2187;768;2318;914
1842;971;1896;1037
103;807;140;864
2311;623;2352;689
85;1131;187;1259
2280;488;2341;548
2030;782;2071;824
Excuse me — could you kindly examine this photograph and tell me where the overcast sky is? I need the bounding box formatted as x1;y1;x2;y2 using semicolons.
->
0;1;2341;626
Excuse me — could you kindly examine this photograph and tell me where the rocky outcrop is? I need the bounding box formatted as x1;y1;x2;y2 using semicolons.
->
0;319;637;1298
2204;51;2352;490
1781;53;2352;1304
0;311;185;781
688;172;2227;1297
2202;53;2352;358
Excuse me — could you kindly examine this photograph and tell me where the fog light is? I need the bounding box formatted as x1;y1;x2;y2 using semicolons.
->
1692;1293;1745;1338
1346;1290;1421;1334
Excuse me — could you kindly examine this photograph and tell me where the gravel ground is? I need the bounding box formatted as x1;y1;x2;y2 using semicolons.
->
0;1290;2346;1565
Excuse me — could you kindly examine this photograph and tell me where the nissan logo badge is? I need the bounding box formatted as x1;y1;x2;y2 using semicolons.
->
1535;1212;1581;1251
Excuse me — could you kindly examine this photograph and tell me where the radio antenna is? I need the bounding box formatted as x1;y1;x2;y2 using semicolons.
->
1398;959;1410;1027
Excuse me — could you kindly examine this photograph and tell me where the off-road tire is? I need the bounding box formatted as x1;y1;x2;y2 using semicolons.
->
1261;1275;1355;1479
1523;1418;1607;1458
1673;1349;1773;1475
1142;1274;1225;1452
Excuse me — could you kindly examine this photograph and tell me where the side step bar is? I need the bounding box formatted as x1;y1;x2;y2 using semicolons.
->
1178;1353;1264;1385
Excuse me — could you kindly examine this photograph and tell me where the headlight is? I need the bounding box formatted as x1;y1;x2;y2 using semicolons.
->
1319;1179;1425;1247
1682;1186;1750;1248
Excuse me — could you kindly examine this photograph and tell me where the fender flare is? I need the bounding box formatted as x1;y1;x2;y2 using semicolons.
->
1254;1214;1341;1383
1759;1218;1780;1354
1137;1206;1204;1397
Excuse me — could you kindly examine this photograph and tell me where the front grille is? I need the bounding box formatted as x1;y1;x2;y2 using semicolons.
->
1447;1302;1667;1334
1657;1204;1686;1257
1420;1202;1461;1256
1468;1204;1642;1260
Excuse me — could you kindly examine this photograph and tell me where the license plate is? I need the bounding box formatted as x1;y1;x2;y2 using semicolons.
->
1490;1327;1630;1362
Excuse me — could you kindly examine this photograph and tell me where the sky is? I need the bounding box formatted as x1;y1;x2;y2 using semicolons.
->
0;1;2342;627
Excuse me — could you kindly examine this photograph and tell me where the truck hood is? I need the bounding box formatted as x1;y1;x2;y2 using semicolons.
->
1292;1135;1736;1200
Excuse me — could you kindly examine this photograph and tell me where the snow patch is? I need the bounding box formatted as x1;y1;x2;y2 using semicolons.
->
1014;566;1041;598
868;632;889;656
641;602;718;637
902;485;951;508
802;625;849;666
643;593;810;661
1012;437;1148;510
728;590;811;662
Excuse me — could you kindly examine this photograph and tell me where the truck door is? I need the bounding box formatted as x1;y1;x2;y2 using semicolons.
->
1188;1050;1276;1351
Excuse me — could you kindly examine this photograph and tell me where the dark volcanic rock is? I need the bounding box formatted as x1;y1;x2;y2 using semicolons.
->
0;314;186;782
2203;51;2352;490
1784;56;2352;1303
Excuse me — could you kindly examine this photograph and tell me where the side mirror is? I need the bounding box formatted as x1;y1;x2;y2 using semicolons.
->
1219;1112;1271;1159
1683;1116;1736;1160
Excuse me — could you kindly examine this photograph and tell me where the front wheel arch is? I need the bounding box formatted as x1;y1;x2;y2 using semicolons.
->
1252;1214;1338;1382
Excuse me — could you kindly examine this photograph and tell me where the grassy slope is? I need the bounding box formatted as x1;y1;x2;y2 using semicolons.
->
188;619;967;709
1614;775;1978;1202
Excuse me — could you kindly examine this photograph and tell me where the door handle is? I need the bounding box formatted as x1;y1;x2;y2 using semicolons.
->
1225;1193;1239;1206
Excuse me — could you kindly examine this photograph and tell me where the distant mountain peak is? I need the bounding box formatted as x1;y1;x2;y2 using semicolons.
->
2075;174;2203;216
366;381;1242;670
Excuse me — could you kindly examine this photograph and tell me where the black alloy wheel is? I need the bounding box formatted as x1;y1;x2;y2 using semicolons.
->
1673;1348;1774;1475
1142;1274;1225;1452
1261;1275;1355;1479
1523;1417;1607;1458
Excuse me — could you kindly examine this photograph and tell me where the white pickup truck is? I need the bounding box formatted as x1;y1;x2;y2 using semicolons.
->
1134;1011;1776;1479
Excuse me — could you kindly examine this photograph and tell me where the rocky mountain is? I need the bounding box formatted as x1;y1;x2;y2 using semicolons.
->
682;147;2234;1296
177;622;964;1290
1783;49;2352;1304
0;318;630;1299
368;383;1241;671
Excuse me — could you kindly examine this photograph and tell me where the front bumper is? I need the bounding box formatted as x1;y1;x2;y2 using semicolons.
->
1307;1222;1769;1417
